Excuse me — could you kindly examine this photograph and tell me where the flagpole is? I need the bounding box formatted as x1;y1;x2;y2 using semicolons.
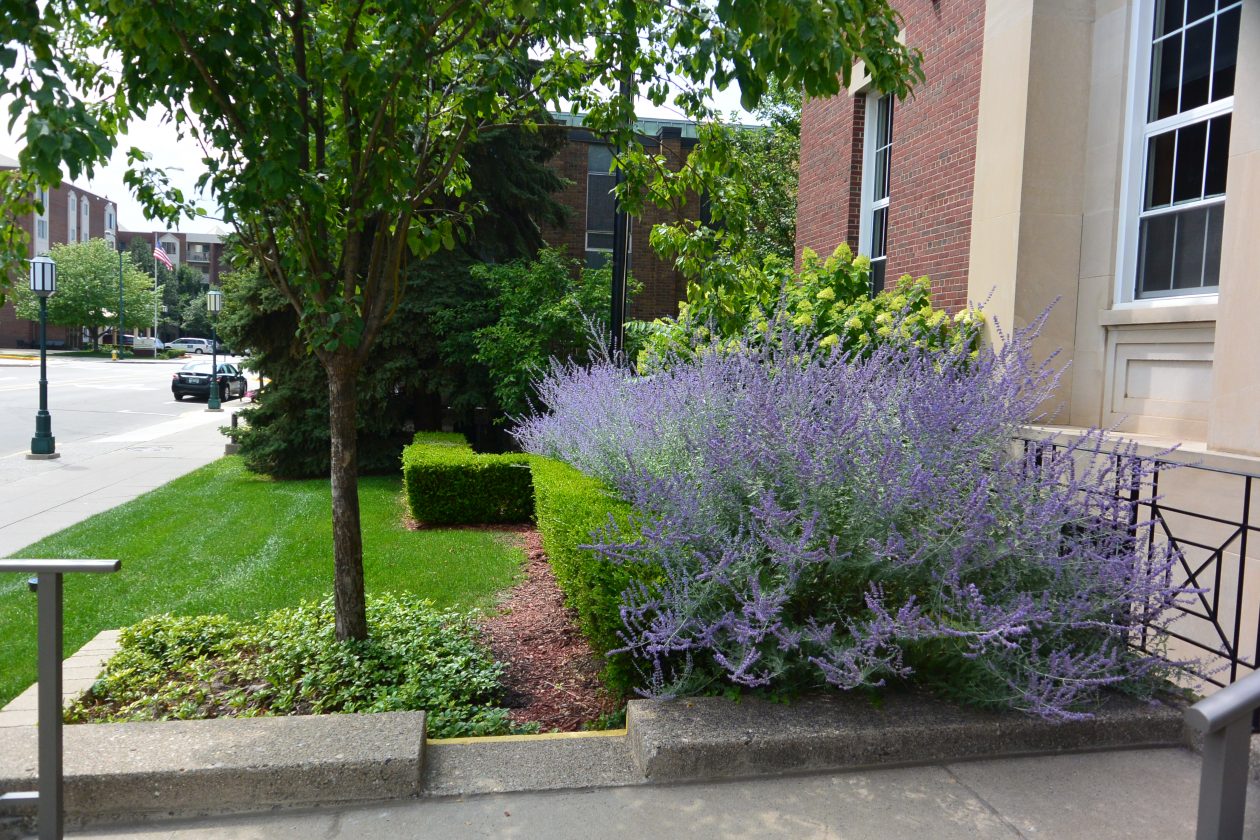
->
153;233;159;343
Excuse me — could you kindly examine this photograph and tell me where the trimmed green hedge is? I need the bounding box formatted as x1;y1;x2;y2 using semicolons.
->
402;433;533;525
530;456;656;695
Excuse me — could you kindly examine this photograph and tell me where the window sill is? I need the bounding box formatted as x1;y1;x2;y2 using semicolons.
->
1100;298;1218;326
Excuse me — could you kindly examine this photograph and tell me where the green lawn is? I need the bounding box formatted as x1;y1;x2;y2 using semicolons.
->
0;457;525;705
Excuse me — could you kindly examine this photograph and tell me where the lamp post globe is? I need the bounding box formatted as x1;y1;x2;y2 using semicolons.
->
28;255;59;459
206;289;223;412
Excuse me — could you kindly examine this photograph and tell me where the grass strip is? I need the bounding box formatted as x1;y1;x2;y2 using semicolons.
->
0;457;524;705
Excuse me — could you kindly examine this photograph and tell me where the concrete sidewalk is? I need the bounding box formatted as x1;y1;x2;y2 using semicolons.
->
0;404;239;557
56;748;1260;839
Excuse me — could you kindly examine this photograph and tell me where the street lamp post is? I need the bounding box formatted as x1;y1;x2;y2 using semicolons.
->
206;289;223;412
113;239;126;361
28;256;59;460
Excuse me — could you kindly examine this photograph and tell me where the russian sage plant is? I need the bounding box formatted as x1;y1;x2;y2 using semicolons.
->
515;316;1190;719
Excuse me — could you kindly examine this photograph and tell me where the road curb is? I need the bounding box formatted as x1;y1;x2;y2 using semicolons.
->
625;692;1187;783
0;712;426;825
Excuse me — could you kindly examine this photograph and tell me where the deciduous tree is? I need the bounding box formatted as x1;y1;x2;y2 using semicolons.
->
4;0;922;641
12;239;159;347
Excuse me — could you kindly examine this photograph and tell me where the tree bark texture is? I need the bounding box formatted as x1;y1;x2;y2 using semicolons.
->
326;353;368;641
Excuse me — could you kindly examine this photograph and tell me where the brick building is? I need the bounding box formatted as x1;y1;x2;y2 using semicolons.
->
0;154;120;348
118;228;230;287
795;0;982;311
539;113;704;321
0;151;231;347
796;0;1260;460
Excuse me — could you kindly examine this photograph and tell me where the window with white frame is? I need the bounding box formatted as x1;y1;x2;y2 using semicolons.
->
860;94;893;295
34;186;49;253
104;204;115;234
67;192;78;242
586;144;617;268
1127;0;1239;300
80;195;90;241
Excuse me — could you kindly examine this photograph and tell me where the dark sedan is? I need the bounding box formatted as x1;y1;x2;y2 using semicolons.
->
172;361;248;402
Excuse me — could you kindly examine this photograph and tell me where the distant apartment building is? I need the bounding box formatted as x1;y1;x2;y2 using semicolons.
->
0;153;119;347
118;228;231;286
540;113;706;321
795;0;1259;461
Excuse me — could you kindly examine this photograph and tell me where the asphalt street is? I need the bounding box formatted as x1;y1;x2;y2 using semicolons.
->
0;353;249;458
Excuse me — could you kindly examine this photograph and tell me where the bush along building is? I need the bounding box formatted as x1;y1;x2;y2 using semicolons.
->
539;112;706;322
796;0;1260;688
0;153;120;348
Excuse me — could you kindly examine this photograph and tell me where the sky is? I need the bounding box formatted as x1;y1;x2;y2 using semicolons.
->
0;85;754;237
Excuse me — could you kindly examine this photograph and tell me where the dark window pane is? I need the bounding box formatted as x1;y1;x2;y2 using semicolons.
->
586;173;616;232
587;144;613;174
1172;206;1208;288
1150;33;1182;120
1155;0;1182;37
1146;131;1176;209
872;207;888;259
871;258;886;295
585;250;610;269
876;97;892;148
1205;114;1231;196
873;149;889;201
586;232;615;251
1180;19;1213;111
1137;214;1177;296
1173;121;1207;203
1203;204;1223;286
1212;7;1239;101
1186;0;1214;25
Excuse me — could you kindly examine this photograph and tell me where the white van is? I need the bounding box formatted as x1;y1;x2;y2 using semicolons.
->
168;337;215;354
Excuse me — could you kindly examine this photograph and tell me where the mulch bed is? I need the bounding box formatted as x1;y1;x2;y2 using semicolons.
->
477;526;620;731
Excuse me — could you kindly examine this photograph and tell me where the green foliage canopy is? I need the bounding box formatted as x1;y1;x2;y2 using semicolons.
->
633;246;984;370
4;0;924;640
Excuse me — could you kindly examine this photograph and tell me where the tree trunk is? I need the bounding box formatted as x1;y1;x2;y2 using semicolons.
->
326;353;368;641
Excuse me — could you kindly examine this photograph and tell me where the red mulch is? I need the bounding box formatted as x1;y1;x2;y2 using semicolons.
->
478;527;619;731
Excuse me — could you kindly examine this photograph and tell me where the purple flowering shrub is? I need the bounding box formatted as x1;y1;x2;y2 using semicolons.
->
515;318;1189;719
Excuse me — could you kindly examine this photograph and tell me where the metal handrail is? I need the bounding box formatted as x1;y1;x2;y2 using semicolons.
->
0;559;120;840
1185;671;1260;839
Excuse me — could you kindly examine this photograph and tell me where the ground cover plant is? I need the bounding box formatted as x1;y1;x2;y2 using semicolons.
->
516;317;1191;720
0;457;524;706
66;594;518;738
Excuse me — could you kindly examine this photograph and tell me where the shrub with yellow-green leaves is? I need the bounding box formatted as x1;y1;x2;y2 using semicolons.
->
630;245;982;370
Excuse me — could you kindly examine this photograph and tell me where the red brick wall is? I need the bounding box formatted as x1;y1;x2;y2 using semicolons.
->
795;0;985;312
538;128;692;322
0;178;116;347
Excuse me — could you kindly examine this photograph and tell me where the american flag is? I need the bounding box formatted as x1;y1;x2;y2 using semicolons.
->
153;246;174;270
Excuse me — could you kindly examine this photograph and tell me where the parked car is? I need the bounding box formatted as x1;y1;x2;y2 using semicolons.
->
167;337;216;355
99;334;165;351
171;361;248;402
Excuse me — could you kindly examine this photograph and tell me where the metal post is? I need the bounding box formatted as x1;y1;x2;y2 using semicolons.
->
35;571;63;840
30;297;57;458
608;56;633;363
115;250;124;361
1196;716;1252;840
207;322;222;411
1185;670;1260;840
0;559;119;840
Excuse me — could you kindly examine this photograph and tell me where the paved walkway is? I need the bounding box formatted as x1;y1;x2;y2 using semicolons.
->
55;748;1260;840
0;397;240;557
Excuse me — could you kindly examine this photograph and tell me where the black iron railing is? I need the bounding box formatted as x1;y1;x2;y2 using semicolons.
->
1018;435;1260;690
